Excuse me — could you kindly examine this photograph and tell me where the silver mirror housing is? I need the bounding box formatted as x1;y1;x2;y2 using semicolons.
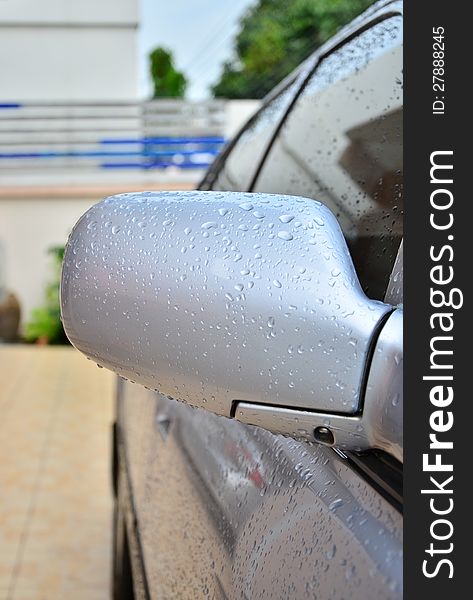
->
61;191;400;457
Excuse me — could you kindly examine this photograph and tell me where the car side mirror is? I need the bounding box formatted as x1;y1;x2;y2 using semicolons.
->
61;191;402;461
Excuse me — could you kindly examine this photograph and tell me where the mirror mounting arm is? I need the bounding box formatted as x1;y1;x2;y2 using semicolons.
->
234;308;403;462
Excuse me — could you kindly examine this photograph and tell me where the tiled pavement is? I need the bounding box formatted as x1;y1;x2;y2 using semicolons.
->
0;345;115;600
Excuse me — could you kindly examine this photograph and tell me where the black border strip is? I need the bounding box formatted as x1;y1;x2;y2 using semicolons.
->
405;1;467;595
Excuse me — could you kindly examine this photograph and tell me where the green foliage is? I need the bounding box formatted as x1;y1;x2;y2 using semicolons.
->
24;245;69;345
149;47;187;98
212;0;375;98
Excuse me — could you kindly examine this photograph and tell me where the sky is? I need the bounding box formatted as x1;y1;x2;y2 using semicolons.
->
139;0;256;99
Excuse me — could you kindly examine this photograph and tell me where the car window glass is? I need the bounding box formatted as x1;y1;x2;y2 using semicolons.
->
253;16;403;300
210;79;299;192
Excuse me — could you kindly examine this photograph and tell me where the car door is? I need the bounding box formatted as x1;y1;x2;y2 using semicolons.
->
123;3;403;599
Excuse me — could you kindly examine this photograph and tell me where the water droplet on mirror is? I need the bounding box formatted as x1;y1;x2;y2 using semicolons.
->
201;221;217;230
278;231;293;241
279;214;294;224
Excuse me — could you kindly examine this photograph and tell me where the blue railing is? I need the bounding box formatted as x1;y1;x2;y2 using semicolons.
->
0;101;226;171
0;138;225;169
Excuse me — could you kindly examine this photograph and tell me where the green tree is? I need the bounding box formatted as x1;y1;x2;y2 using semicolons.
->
212;0;374;99
149;47;187;98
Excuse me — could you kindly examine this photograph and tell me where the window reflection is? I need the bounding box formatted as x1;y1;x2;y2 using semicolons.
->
254;17;403;299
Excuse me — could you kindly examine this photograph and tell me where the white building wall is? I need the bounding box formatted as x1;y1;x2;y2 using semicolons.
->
0;0;138;23
224;100;261;138
0;1;264;330
0;0;139;101
0;197;99;326
0;0;140;328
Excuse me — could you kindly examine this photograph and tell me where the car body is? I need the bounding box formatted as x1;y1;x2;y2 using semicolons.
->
71;1;404;598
